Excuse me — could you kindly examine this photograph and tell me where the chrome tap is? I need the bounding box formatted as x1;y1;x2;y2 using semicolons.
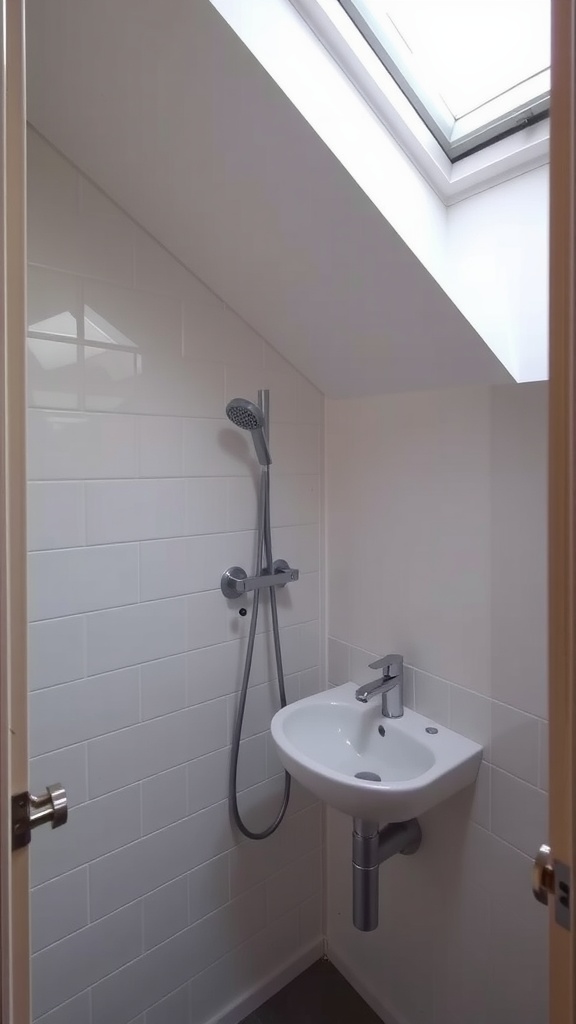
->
355;655;404;718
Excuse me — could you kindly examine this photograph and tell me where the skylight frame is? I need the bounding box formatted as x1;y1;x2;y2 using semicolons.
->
337;0;550;161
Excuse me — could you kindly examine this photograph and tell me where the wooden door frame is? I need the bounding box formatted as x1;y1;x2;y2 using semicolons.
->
0;1;29;1022
549;0;576;1020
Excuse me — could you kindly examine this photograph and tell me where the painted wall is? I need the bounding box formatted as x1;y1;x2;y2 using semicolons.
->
326;383;548;1024
448;165;549;384
26;129;324;1024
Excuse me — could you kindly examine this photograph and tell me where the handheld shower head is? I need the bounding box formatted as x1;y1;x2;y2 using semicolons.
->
226;397;271;466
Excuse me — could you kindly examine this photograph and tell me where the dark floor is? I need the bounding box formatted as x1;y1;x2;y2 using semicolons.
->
241;959;383;1024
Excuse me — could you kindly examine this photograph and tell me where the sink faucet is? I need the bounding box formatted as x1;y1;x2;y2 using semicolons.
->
355;655;404;718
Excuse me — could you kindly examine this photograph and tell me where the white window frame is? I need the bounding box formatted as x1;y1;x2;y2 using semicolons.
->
339;0;550;161
291;0;550;204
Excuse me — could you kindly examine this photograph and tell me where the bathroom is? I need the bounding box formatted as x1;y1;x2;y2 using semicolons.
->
0;0;560;1022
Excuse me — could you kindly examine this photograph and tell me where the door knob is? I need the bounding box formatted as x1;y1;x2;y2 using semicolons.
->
532;843;555;905
12;783;68;850
532;843;571;930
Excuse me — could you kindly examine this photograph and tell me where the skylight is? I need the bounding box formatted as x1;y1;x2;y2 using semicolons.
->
338;0;550;159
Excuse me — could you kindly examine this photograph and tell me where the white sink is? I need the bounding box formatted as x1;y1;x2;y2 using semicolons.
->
271;683;482;821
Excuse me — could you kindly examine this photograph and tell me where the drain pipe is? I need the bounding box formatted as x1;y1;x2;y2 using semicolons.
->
352;817;422;931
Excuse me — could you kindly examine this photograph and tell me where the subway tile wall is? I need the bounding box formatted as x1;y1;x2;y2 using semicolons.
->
27;129;324;1024
325;383;548;1024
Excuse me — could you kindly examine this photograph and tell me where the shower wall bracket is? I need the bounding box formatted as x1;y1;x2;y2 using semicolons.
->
353;816;422;931
221;559;299;599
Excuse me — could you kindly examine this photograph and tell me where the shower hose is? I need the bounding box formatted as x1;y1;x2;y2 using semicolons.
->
229;464;291;840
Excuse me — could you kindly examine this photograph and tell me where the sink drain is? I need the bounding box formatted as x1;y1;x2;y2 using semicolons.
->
355;771;382;782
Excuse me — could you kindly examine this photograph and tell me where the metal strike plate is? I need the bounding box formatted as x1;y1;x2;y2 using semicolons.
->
12;783;68;850
533;843;571;930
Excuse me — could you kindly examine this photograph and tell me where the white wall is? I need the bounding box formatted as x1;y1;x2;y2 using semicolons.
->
26;129;324;1024
325;382;548;1024
448;165;549;383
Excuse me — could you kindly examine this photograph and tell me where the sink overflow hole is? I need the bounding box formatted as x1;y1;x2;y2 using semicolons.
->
355;771;382;782
426;726;438;734
378;725;386;737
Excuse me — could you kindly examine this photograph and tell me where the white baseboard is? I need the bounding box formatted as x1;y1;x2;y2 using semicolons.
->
327;948;411;1024
208;939;324;1024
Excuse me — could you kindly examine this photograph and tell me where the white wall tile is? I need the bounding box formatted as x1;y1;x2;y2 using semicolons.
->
28;482;85;551
299;894;323;947
300;666;321;698
32;902;142;1018
328;637;350;686
270;474;320;528
143;875;189;950
140;654;186;721
85;347;225;419
89;801;234;922
86;598;187;675
450;684;492;752
145;986;190;1024
27;264;81;337
142;765;188;835
491;702;540;785
538;720;548;792
272;523;320;573
29;544;139;621
138;416;183;477
31;867;89;953
87;699;227;797
187;748;229;815
27;337;83;411
183;418;255;477
186;910;300;1024
140;533;252;602
266;849;322;921
413;669;451;727
188;853;230;925
30;744;88;809
30;668;140;757
229;806;322;898
236;734;268;792
183;293;264;367
470;760;490;830
28;410;139;480
34;992;91;1024
31;784;142;888
273;423;321;476
186;477;229;535
132;224;198;296
91;888;266;1024
29;616;85;690
491;767;548;857
27;129;323;1024
85;479;187;544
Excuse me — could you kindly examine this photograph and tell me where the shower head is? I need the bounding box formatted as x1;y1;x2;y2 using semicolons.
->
226;397;272;467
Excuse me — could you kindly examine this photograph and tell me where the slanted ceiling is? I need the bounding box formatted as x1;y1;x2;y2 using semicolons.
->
25;0;510;397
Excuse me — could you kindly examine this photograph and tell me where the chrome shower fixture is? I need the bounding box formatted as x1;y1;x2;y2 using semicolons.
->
226;397;271;467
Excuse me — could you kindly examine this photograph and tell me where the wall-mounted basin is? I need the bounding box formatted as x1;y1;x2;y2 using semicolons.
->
271;683;482;821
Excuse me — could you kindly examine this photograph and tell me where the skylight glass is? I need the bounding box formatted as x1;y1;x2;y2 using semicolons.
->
338;0;551;159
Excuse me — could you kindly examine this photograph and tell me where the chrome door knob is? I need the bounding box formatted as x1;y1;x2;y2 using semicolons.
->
532;843;555;905
12;783;68;849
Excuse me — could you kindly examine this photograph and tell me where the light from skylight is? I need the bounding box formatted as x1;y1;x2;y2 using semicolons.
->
363;1;550;119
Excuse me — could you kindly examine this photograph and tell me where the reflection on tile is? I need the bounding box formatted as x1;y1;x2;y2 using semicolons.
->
27;338;82;410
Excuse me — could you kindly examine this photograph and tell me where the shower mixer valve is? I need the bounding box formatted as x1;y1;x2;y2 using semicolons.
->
221;559;299;600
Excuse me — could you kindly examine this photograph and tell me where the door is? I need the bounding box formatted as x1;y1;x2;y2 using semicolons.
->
547;0;576;1020
0;1;29;1021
